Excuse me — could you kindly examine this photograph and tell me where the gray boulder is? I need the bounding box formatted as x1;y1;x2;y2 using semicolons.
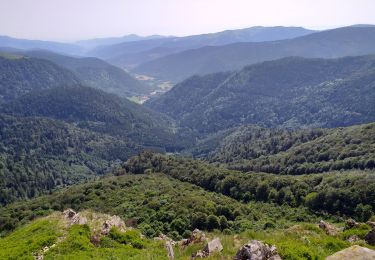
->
234;240;282;260
326;245;375;259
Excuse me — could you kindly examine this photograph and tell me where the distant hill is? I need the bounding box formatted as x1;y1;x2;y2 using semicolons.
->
20;50;151;97
90;26;315;68
0;35;81;55
76;34;168;50
1;85;186;150
0;55;79;102
135;26;375;82
0;113;141;205
146;55;375;133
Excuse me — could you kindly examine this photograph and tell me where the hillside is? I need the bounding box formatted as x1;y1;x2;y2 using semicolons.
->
135;26;375;82
20;50;151;97
1;195;361;260
1;158;374;259
124;152;375;220
187;123;375;175
0;113;141;205
146;55;375;133
0;55;79;102
90;26;314;68
0;85;187;150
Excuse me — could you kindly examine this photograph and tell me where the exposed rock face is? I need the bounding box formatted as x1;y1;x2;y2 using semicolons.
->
234;240;282;260
365;230;375;246
101;215;126;235
326;245;375;260
345;219;360;229
192;238;223;259
63;209;87;225
318;220;338;236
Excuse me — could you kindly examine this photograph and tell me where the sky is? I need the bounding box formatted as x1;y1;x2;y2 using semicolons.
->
0;0;375;42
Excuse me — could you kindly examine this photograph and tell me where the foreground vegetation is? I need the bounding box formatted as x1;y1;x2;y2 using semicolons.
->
124;152;375;220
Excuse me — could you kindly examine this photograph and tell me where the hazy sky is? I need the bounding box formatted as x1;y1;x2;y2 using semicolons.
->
1;0;375;42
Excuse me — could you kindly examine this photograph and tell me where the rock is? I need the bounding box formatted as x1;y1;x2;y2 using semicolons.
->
367;221;375;230
62;209;87;226
63;208;76;219
190;229;206;243
101;215;126;235
326;245;375;260
166;241;174;260
318;220;338;236
345;219;360;229
234;240;282;260
179;229;206;248
192;238;223;259
365;230;375;246
347;235;361;243
204;238;223;255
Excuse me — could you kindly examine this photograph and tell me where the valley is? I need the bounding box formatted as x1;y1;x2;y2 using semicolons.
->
1;8;375;259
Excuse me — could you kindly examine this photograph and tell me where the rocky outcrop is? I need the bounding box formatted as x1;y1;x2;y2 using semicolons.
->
318;220;338;236
234;240;282;260
345;219;360;229
192;238;223;259
63;209;87;225
101;215;126;235
365;230;375;246
326;245;375;259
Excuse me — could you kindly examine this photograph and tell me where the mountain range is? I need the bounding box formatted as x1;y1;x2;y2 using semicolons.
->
135;26;375;82
90;26;315;68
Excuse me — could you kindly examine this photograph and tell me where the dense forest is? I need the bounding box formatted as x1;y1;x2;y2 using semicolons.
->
0;114;141;205
189;123;375;174
1;85;189;150
0;55;79;102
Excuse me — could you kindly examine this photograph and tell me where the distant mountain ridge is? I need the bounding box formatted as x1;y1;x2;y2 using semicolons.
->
76;34;168;50
0;35;82;55
90;26;315;68
135;26;375;82
146;55;375;133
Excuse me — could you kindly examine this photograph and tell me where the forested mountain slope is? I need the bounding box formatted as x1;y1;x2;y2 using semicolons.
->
135;27;375;82
20;50;151;97
0;55;79;102
189;123;375;174
0;114;141;205
146;55;375;133
1;85;186;150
